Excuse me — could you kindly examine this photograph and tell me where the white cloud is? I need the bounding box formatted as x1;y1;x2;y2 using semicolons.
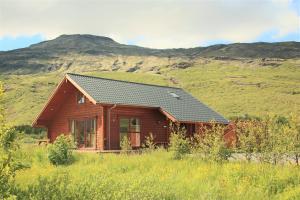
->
0;0;299;48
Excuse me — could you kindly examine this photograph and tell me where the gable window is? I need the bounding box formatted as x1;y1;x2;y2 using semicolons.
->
77;93;85;104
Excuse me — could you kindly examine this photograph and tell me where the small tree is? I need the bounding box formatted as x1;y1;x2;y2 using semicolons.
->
236;120;263;162
142;132;156;152
0;83;22;199
169;124;190;160
0;125;19;199
120;136;132;152
193;122;231;163
285;114;300;165
258;115;288;165
48;134;74;165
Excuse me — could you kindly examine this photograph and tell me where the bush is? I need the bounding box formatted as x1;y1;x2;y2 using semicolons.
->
0;84;24;199
14;125;46;135
235;119;263;162
283;114;300;165
142;132;156;152
0;126;19;199
120;136;132;152
169;125;190;159
193;122;232;163
235;114;300;165
48;135;74;165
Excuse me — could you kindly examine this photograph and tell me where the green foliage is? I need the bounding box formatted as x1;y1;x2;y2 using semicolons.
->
13;147;300;200
169;125;190;159
120;136;132;152
0;83;21;199
142;132;156;152
47;135;74;166
285;114;300;165
235;114;300;165
236;120;263;162
193;122;231;163
259;115;288;164
0;126;19;153
0;128;18;199
14;125;46;135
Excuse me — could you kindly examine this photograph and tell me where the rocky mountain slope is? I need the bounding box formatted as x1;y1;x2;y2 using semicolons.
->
0;34;299;74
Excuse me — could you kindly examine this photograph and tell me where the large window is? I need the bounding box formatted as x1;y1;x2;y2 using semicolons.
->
119;117;141;147
69;118;96;148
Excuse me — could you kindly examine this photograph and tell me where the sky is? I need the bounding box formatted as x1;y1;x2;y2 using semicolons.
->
0;0;299;51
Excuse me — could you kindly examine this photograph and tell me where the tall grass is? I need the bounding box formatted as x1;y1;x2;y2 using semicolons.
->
14;146;300;200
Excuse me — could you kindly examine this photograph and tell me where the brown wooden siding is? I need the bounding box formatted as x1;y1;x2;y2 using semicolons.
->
48;83;104;150
106;106;168;150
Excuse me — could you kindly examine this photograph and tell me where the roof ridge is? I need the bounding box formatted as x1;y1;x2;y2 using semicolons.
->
66;73;182;89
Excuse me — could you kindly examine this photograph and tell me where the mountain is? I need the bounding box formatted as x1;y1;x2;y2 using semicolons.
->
0;34;299;74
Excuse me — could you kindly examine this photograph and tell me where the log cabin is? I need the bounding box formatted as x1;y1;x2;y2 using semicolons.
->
32;73;230;151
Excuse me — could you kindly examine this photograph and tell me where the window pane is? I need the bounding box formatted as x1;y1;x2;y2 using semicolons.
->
77;93;85;104
120;118;129;144
76;121;85;145
86;119;92;133
120;118;129;133
130;118;140;132
69;120;76;143
86;119;96;148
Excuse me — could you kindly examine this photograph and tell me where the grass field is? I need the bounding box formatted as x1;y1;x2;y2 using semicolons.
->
1;59;300;125
14;145;300;200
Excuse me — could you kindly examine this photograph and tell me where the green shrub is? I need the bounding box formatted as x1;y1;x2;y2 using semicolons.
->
253;115;290;164
236;120;263;162
0;127;18;199
14;125;46;136
169;125;190;159
120;136;132;152
142;132;156;152
0;84;24;199
193;122;231;163
47;135;73;165
235;114;300;165
283;114;300;165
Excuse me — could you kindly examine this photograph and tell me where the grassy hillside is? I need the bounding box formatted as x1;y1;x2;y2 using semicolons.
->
1;59;299;125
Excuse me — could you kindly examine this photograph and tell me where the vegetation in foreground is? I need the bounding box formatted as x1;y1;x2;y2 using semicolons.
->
12;147;300;200
1;114;299;200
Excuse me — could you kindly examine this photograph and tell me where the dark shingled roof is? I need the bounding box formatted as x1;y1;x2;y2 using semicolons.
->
67;73;229;124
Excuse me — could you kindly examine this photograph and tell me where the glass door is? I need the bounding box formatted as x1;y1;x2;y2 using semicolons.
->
119;118;129;146
70;118;96;148
76;120;85;148
86;119;96;148
119;117;141;148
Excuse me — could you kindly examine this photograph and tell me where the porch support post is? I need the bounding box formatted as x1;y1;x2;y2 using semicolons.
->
102;106;107;150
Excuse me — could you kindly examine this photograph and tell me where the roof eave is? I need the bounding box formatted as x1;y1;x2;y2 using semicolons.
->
66;74;97;104
32;76;67;127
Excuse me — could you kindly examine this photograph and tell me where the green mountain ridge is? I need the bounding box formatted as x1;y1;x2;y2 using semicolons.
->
0;34;299;74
